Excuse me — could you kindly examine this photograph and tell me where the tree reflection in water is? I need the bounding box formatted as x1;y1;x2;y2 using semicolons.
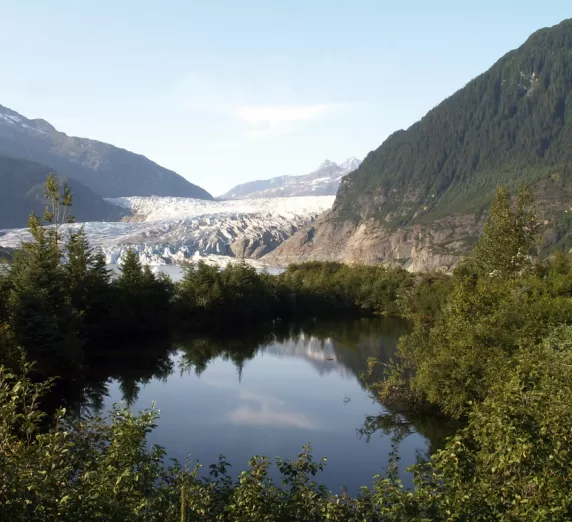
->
52;318;450;459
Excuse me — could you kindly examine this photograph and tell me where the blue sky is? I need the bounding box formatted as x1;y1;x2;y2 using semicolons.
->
0;1;570;195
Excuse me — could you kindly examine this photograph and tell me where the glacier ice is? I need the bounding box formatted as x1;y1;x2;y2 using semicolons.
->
0;195;334;267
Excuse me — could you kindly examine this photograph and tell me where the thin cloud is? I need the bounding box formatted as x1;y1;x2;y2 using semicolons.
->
234;104;331;125
244;124;296;141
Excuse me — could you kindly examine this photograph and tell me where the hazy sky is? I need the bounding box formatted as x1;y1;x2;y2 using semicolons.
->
0;1;570;195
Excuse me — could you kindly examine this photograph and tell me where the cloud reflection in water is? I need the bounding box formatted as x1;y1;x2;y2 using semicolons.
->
204;380;319;430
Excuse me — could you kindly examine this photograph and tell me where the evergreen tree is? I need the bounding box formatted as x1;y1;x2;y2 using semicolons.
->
83;250;113;338
89;250;111;284
65;237;114;340
65;228;93;321
6;176;82;376
116;249;144;288
113;250;172;334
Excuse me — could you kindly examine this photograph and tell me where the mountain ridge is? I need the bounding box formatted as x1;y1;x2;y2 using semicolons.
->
219;158;361;200
0;104;213;200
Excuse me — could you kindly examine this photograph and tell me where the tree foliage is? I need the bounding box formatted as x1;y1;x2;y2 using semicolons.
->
363;186;572;517
475;185;538;277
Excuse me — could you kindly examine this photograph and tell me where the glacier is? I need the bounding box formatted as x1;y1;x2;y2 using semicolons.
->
0;195;334;269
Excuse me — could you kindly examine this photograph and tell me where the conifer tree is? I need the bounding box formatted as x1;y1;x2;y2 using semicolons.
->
113;249;172;334
117;249;144;288
65;228;93;316
83;249;113;337
64;232;114;339
7;175;82;376
89;250;111;284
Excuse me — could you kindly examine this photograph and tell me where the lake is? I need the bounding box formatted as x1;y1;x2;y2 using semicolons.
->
80;318;446;495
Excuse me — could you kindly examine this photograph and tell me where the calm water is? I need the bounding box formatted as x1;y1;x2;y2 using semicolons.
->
82;318;444;494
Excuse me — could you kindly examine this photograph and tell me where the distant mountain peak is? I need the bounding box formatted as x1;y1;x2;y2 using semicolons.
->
339;157;361;171
0;104;21;117
0;105;56;134
318;159;337;170
316;158;361;172
29;118;56;133
220;156;362;200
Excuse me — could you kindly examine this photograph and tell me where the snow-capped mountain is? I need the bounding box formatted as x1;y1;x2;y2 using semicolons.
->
263;337;351;379
0;195;334;266
339;157;361;171
219;158;361;200
0;108;55;134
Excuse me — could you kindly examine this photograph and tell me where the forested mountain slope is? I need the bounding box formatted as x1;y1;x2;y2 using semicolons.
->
0;105;213;199
0;155;127;228
267;18;572;270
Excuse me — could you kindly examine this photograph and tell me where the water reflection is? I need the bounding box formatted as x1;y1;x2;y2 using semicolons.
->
178;318;408;384
209;381;320;430
77;334;176;413
64;318;451;494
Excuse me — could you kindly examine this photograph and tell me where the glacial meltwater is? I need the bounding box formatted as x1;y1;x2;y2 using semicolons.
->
82;318;447;494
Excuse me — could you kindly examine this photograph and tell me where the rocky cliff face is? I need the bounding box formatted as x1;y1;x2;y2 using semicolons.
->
265;212;484;271
266;178;572;271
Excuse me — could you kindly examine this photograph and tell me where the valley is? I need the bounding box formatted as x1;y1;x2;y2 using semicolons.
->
3;9;572;520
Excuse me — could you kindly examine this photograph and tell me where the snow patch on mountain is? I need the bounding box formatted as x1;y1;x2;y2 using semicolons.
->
219;157;361;200
339;157;361;170
0;195;334;267
0;110;46;134
0;114;21;124
318;159;336;169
